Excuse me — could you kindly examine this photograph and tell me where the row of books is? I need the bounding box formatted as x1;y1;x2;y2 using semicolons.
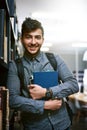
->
0;87;9;130
0;8;18;64
0;0;18;65
0;9;7;63
0;0;16;17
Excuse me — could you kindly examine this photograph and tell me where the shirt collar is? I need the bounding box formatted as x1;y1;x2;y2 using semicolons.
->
24;51;43;62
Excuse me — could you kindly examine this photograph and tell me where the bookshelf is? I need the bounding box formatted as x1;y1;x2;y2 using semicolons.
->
0;0;19;86
0;0;19;129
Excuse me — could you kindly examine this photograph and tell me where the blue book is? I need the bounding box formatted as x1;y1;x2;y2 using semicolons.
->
33;71;58;88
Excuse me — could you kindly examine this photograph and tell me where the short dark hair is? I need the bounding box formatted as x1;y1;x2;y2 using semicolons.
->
21;17;44;37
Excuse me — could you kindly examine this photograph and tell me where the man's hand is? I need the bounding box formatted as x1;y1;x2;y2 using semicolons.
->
28;84;62;110
28;84;46;99
44;99;62;110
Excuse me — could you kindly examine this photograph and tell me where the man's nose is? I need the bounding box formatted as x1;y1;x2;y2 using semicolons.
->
32;37;36;44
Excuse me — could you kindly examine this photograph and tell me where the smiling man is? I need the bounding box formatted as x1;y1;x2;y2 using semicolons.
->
21;18;44;57
7;17;79;130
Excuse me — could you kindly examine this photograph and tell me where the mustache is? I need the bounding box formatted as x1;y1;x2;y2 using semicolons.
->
28;44;39;47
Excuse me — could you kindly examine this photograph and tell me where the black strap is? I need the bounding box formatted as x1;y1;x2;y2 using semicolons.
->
46;53;61;83
45;52;57;71
15;58;24;91
9;59;24;129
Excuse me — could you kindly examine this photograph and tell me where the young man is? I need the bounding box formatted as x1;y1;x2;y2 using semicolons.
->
7;17;79;130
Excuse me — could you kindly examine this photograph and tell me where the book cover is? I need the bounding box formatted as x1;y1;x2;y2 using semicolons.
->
33;71;58;88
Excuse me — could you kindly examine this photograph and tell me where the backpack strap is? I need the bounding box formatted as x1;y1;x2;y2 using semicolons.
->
45;52;57;71
10;58;24;129
46;52;62;84
15;58;24;91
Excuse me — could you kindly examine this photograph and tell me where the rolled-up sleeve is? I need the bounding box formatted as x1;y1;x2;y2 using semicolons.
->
7;61;44;114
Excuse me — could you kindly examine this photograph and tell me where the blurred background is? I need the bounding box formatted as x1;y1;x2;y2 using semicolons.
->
16;0;87;73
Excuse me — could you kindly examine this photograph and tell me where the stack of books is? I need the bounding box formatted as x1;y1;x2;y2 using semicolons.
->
0;86;9;130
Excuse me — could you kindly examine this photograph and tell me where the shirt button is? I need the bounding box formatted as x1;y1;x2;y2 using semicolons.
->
48;112;51;116
36;110;40;113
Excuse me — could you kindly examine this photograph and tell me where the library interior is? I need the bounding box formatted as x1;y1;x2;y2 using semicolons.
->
0;0;87;130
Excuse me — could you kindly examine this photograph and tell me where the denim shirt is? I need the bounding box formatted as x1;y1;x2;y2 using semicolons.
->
7;51;79;130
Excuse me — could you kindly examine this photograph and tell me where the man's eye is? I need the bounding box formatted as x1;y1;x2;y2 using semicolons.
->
36;36;41;39
25;35;31;38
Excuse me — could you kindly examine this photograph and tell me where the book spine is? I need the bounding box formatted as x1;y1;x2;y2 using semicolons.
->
0;109;2;130
2;89;9;130
7;0;15;17
4;37;8;63
6;89;9;130
0;9;5;60
0;87;5;130
0;88;3;130
0;87;9;130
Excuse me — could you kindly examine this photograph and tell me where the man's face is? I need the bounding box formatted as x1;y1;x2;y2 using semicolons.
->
21;29;44;56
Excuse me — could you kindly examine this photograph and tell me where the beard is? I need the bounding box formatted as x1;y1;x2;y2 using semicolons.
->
23;44;41;58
